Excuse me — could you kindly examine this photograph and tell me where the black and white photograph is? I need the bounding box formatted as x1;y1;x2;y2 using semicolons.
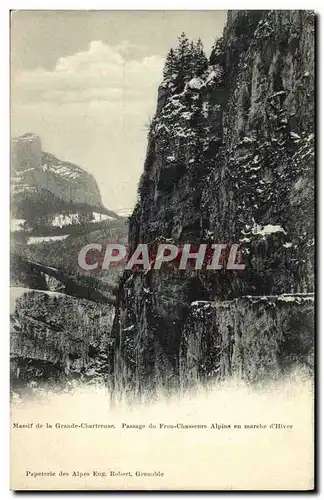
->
9;9;315;491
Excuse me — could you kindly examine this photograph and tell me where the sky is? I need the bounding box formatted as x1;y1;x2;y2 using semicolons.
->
11;10;227;212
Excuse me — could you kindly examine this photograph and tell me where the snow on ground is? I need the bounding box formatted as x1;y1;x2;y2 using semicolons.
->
278;294;314;303
191;300;212;306
27;235;69;245
52;213;81;228
12;133;40;143
10;219;26;232
51;212;115;228
188;77;204;90
10;287;66;314
252;224;287;236
92;212;115;222
181;111;193;120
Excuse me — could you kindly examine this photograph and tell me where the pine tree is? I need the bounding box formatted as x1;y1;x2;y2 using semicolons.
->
163;48;176;81
194;38;208;76
209;37;225;66
174;32;191;87
188;41;196;79
162;33;208;90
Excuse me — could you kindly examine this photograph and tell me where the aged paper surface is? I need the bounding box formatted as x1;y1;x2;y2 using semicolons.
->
10;10;315;491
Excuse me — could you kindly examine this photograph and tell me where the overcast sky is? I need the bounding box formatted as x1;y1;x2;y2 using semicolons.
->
11;10;227;211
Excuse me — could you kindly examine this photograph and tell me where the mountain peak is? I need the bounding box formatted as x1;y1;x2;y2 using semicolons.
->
12;132;41;143
11;134;112;221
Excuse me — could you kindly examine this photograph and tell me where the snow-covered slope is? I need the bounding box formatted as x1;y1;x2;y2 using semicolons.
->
11;133;115;222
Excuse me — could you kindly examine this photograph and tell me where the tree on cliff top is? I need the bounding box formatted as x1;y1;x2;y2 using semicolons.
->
194;38;208;76
162;33;208;90
163;48;176;81
174;32;192;84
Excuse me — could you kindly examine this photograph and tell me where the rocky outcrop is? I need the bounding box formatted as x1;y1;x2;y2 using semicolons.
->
112;11;315;392
11;133;42;172
180;294;314;386
10;289;114;390
11;133;108;220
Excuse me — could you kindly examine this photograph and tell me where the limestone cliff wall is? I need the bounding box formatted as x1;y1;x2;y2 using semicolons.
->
112;10;315;392
10;290;114;389
180;294;314;386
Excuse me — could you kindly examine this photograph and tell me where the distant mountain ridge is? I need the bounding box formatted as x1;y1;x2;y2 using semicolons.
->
11;133;117;221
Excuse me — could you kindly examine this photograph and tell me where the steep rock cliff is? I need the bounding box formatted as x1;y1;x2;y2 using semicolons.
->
180;294;314;386
10;289;114;391
113;11;315;392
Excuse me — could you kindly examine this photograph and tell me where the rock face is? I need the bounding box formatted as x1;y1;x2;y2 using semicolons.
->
112;11;315;392
180;295;314;386
11;133;105;220
11;133;42;172
10;289;114;390
10;253;118;392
